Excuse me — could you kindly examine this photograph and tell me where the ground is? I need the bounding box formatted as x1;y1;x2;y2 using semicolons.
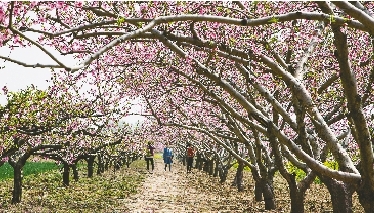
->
117;159;365;213
118;159;267;213
0;158;365;212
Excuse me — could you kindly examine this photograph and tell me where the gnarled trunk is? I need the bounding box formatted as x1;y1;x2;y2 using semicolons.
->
252;170;276;210
262;179;276;210
289;182;305;213
320;176;355;213
356;182;374;213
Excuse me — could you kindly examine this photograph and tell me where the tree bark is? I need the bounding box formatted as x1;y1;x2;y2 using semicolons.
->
182;155;186;166
71;163;79;181
232;161;244;192
219;167;229;183
355;162;374;213
97;155;103;175
11;164;23;204
104;158;109;171
289;182;305;213
254;181;263;201
356;183;374;213
251;170;276;210
213;157;219;177
126;155;131;168
87;156;95;178
262;179;276;210
208;158;214;175
63;163;70;186
320;176;355;213
203;158;209;173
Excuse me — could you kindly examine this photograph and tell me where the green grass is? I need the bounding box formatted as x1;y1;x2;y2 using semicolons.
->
0;161;59;181
232;162;251;171
231;160;339;184
285;160;339;184
154;153;163;159
1;159;147;212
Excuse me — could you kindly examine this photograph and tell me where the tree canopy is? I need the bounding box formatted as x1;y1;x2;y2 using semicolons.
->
1;1;374;212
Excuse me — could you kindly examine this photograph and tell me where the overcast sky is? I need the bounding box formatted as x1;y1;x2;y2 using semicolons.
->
0;31;145;125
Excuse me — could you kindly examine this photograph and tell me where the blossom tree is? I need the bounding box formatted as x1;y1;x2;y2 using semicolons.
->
1;1;374;212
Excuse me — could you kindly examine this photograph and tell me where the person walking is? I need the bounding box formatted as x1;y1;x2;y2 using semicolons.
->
145;142;155;173
163;144;174;171
186;143;195;173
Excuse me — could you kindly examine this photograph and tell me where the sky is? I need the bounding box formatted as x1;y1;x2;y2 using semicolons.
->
0;31;145;126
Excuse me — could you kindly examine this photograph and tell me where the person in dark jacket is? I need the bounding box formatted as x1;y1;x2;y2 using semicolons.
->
163;144;174;171
145;142;155;173
186;143;195;173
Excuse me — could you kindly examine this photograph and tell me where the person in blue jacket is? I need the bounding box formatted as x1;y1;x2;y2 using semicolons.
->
163;144;174;171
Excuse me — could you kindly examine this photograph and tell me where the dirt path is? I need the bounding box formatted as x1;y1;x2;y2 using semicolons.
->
120;159;208;213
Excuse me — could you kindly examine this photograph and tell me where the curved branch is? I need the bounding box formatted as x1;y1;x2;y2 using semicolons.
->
333;1;374;34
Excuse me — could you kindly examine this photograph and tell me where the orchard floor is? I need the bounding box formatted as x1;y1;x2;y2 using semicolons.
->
1;158;365;212
117;159;365;213
117;159;256;213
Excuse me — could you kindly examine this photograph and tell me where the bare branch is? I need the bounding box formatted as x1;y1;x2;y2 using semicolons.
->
0;55;64;68
317;73;339;94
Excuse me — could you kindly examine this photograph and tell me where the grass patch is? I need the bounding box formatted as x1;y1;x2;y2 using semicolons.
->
232;162;251;171
154;153;163;159
0;161;59;181
0;160;147;212
285;160;339;184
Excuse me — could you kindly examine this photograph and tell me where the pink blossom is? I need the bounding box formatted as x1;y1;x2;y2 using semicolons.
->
30;1;38;8
0;7;4;23
56;1;64;9
1;156;8;162
75;1;83;8
2;86;8;95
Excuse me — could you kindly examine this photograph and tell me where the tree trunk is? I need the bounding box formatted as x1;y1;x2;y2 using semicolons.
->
289;183;305;213
11;164;23;204
196;153;203;170
208;158;214;176
254;181;263;201
87;156;95;178
126;155;131;168
251;170;276;210
356;182;374;213
233;161;244;192
219;167;229;183
320;176;354;213
182;155;186;166
203;158;209;173
213;157;219;177
72;164;79;181
63;163;70;186
262;179;276;210
104;158;109;171
97;155;103;175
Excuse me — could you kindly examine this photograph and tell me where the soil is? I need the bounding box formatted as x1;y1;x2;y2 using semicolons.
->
116;159;365;213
